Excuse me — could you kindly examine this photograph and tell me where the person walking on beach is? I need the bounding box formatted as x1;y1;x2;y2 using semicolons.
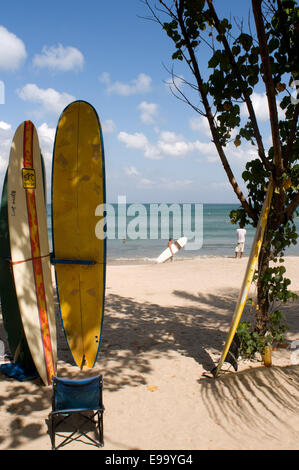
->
167;238;182;262
235;225;246;258
168;238;174;262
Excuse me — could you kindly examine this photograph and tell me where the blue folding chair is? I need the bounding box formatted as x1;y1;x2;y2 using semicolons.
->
50;375;104;450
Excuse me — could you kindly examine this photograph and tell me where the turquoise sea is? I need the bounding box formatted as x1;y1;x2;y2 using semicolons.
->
47;203;299;263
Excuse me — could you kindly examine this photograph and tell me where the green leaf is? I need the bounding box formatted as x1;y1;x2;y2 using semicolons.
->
238;33;253;52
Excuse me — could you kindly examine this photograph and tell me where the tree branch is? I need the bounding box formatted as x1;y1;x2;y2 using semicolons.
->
206;0;273;173
175;1;257;222
163;66;207;116
252;0;284;178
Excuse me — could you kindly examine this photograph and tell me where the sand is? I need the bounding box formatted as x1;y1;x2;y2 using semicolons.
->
0;256;298;450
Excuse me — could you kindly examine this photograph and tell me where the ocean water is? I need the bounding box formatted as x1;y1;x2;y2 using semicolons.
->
47;203;299;262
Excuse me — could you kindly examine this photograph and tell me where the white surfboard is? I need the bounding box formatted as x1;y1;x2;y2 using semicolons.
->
157;237;188;263
7;121;57;385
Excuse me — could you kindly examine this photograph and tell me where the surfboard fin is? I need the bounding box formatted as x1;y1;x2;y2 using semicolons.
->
211;333;241;376
80;354;87;370
226;333;240;371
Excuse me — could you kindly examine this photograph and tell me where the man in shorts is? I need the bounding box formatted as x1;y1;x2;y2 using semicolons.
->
235;225;246;258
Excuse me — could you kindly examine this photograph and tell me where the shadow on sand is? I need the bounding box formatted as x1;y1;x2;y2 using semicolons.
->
200;364;299;443
0;289;298;449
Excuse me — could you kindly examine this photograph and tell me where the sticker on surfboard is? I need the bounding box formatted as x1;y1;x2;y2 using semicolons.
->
22;168;36;189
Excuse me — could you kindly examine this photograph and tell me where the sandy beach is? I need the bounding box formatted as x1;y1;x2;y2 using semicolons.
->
0;256;298;450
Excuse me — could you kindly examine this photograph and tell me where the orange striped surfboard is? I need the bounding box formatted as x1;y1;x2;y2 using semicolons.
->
7;121;57;385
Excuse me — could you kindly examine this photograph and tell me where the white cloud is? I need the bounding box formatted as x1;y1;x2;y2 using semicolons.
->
37;123;55;186
140;177;155;187
0;155;7;172
118;131;162;160
190;116;212;139
193;141;218;160
17;83;75;115
125;166;140;176
0;121;11;131
158;139;193;157
241;91;285;121
137;101;158;124
142;143;161;160
0;26;27;71
226;141;259;162
194;138;259;165
118;131;149;149
99;72;152;96
242;92;269;121
38;122;55;150
102;119;116;134
33;44;84;71
158;131;182;143
118;129;206;160
155;131;195;157
156;131;218;159
118;127;258;166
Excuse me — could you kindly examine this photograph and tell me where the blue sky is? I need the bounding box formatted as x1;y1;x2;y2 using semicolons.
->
0;0;278;203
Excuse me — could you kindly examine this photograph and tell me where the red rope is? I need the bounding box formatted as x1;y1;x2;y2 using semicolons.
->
6;253;50;266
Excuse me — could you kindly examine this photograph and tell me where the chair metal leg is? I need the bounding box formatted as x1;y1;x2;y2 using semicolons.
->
51;413;55;450
50;411;104;450
97;410;104;447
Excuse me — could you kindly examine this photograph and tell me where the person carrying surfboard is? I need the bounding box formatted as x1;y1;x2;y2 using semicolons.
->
235;225;247;259
168;238;174;261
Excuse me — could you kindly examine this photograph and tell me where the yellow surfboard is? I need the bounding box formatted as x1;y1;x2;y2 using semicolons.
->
52;101;106;369
214;181;273;377
7;121;57;385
